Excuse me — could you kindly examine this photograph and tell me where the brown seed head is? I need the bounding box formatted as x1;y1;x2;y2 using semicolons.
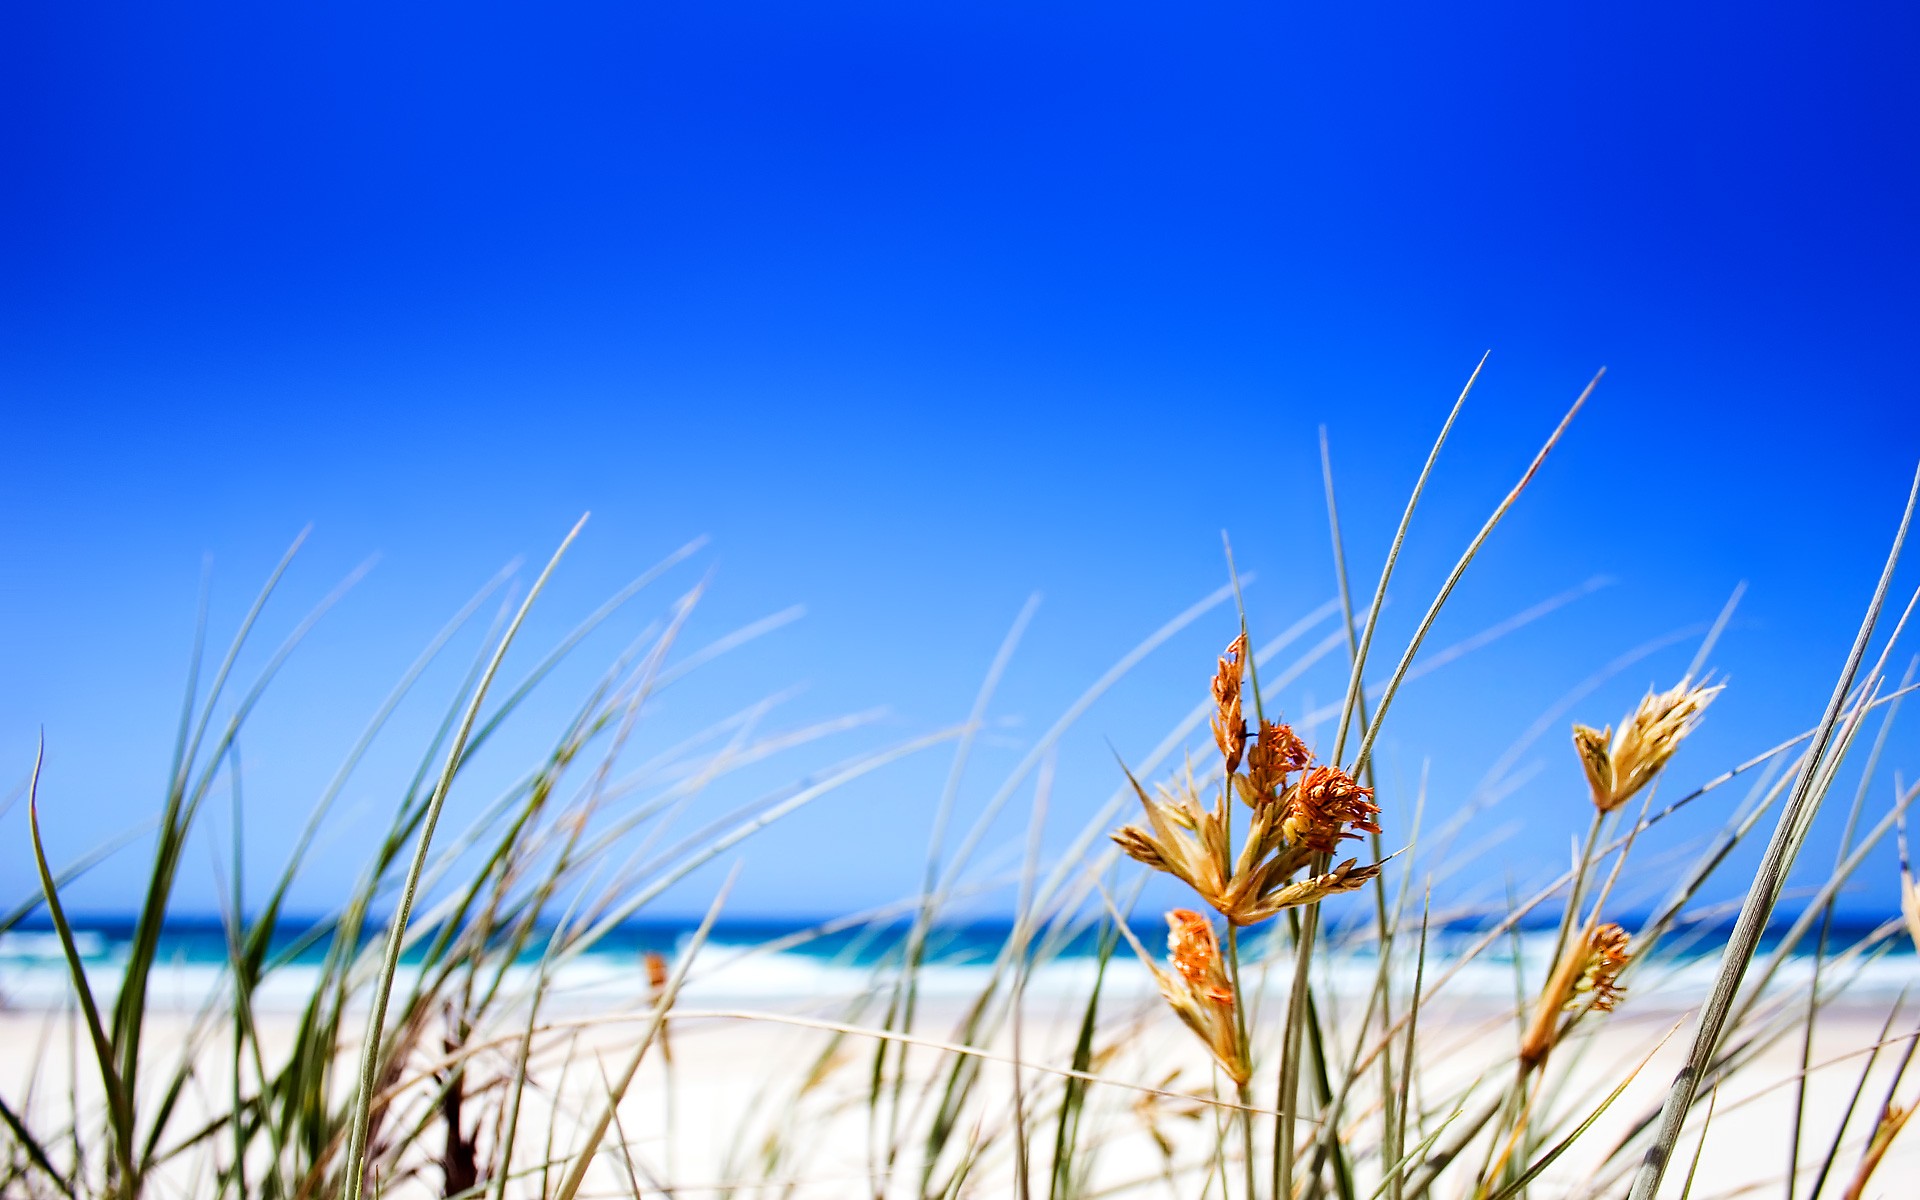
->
1113;771;1235;910
1210;635;1248;773
644;951;669;994
1521;919;1634;1069
1283;765;1381;855
1166;908;1233;1005
1572;923;1632;1013
1149;908;1248;1082
1244;719;1312;804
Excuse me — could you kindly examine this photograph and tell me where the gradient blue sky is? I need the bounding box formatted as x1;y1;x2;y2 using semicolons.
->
5;3;1919;919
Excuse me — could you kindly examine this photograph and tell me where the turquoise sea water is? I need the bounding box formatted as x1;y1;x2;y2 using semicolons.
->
2;914;1910;1014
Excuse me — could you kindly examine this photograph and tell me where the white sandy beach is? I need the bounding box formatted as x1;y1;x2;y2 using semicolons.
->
5;993;1915;1198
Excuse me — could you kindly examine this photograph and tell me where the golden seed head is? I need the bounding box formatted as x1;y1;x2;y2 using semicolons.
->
1283;765;1382;855
1572;723;1615;810
644;951;669;994
1244;719;1312;804
1155;780;1202;830
1572;923;1633;1013
1112;825;1170;872
1113;771;1235;910
1112;641;1386;936
1210;634;1249;773
1576;678;1721;812
1236;858;1381;924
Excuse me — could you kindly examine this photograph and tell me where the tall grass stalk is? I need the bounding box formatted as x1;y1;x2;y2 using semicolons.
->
1626;463;1920;1200
341;515;588;1200
1281;369;1595;1200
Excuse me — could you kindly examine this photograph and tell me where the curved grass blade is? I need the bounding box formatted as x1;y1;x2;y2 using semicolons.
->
0;1091;74;1199
25;738;136;1193
341;514;587;1200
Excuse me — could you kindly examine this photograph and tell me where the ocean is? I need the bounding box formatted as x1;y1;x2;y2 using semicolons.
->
2;913;1910;1014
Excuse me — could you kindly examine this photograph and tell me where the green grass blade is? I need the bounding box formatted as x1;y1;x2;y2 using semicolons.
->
1286;365;1589;1200
1049;912;1119;1200
1331;352;1484;766
0;1091;75;1199
25;739;137;1193
119;551;372;1147
341;514;587;1200
1348;370;1596;776
1369;1105;1467;1200
0;819;156;937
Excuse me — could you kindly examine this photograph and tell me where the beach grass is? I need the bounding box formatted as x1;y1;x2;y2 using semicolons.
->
6;364;1920;1199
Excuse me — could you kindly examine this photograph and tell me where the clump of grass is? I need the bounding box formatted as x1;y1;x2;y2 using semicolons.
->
5;360;1920;1200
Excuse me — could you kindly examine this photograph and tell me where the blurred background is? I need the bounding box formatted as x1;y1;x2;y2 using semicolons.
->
5;2;1918;920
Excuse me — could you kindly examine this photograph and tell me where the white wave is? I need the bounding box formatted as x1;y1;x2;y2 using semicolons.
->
2;933;1910;1015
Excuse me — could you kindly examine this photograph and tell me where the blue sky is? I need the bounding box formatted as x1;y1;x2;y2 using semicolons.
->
4;2;1919;920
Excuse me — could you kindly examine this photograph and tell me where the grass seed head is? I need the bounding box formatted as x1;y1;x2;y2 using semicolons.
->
1211;634;1249;773
1282;765;1381;855
1573;677;1721;812
1572;723;1615;809
1114;645;1385;927
1113;772;1233;902
1572;922;1633;1013
1113;825;1172;873
1166;908;1233;1004
1234;857;1382;925
1150;909;1249;1084
1521;920;1633;1068
1241;719;1312;807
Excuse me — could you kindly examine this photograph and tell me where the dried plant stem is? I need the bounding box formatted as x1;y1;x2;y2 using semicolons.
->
1549;810;1606;987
